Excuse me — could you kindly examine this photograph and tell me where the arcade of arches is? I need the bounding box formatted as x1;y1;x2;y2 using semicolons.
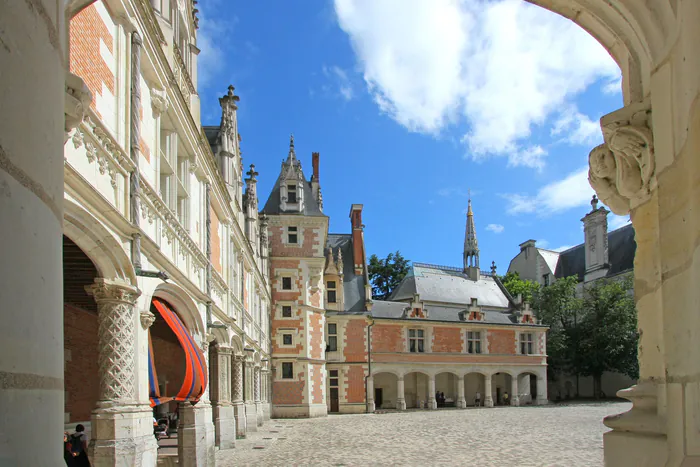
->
2;1;700;466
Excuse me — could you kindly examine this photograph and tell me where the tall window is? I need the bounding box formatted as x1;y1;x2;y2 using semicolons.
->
467;331;482;354
288;226;298;244
282;362;293;379
159;130;189;227
282;277;292;290
542;274;550;286
408;329;425;353
327;323;338;351
282;305;292;318
282;334;292;346
520;333;534;355
287;184;297;203
327;281;337;303
329;369;339;388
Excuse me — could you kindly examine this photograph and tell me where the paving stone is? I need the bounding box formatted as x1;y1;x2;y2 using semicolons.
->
217;402;630;466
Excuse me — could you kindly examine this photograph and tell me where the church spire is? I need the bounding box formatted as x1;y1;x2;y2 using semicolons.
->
463;196;479;271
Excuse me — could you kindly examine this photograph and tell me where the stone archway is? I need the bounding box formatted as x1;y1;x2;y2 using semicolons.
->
372;372;399;410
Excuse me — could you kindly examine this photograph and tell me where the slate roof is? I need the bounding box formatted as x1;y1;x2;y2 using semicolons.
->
326;234;366;312
203;126;220;149
261;172;324;217
554;224;636;281
389;263;511;309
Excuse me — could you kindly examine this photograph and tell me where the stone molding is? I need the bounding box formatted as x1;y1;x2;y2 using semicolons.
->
603;381;664;435
588;100;655;215
87;279;141;407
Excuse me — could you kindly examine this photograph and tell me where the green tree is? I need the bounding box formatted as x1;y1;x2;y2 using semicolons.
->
367;251;410;300
535;275;584;392
500;271;541;304
579;276;638;398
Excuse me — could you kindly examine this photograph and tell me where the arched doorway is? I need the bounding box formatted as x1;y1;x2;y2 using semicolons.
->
435;372;459;408
372;372;399;410
403;372;430;409
491;372;514;406
464;372;486;407
517;372;539;405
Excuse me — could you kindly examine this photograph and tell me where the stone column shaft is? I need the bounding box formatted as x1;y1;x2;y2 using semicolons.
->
212;346;235;450
428;376;437;410
536;376;548;405
396;378;406;411
484;375;494;408
367;376;375;413
457;378;467;409
231;357;246;436
511;376;520;407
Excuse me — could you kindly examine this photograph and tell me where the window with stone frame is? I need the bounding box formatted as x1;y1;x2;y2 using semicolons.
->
520;332;534;355
542;273;550;286
288;226;298;244
329;369;339;388
287;184;297;203
327;323;338;351
282;362;293;379
282;305;292;318
282;277;292;290
327;280;337;303
466;331;482;354
282;334;293;346
408;329;425;353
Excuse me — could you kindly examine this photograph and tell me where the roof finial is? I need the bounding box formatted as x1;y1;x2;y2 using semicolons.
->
467;190;473;216
491;261;497;275
591;194;599;211
290;134;294;149
287;134;296;161
228;84;235;96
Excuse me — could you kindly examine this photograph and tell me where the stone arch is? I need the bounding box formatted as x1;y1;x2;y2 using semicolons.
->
371;368;402;379
230;335;244;356
208;324;229;347
463;369;489;379
66;0;99;18
525;1;675;104
371;371;399;410
63;197;136;285
151;283;205;339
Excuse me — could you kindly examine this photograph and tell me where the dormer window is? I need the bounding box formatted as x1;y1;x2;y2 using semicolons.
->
327;281;337;303
287;184;297;203
288;226;298;244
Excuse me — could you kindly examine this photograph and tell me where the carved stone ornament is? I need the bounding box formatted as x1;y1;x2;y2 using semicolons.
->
65;72;92;142
140;310;156;329
150;87;169;117
588;100;655;215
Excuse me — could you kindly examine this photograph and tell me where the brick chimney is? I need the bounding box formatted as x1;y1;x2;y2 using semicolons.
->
350;204;364;275
311;152;322;211
312;152;320;182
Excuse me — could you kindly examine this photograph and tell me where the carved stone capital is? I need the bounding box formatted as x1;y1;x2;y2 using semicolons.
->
87;278;141;305
140;310;156;330
65;72;92;142
150;87;169;117
588;100;655;215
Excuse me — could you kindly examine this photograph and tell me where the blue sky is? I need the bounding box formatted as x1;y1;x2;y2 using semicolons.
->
196;0;629;273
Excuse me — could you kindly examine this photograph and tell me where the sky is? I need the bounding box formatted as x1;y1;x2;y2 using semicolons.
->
196;0;631;273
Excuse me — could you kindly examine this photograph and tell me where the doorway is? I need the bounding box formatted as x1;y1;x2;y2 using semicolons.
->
374;388;383;409
330;388;339;413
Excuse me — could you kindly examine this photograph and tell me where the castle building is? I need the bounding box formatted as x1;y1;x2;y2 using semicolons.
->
507;196;637;399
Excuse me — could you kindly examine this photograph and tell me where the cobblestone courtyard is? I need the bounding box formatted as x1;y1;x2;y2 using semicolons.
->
216;402;630;466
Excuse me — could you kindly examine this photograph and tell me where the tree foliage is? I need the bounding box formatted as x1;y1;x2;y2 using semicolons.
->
500;271;541;304
367;251;410;300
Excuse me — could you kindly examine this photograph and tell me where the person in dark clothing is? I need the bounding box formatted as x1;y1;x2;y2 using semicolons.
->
64;432;75;466
69;424;91;466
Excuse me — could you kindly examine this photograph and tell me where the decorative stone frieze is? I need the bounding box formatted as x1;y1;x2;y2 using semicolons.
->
588;100;655;215
87;279;140;407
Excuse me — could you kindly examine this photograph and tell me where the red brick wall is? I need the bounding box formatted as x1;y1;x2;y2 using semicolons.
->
69;3;114;116
345;366;366;403
371;324;404;352
308;312;324;360
273;369;305;405
488;329;516;355
64;304;99;423
311;363;324;404
211;207;222;274
343;319;367;362
432;327;463;353
269;226;320;257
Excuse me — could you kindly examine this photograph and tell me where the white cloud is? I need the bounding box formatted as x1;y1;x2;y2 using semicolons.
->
502;166;594;215
197;9;236;87
536;239;549;248
323;65;354;101
553;244;574;252
506;145;547;171
486;223;505;234
609;214;631;231
602;76;622;95
551;106;602;146
334;0;619;166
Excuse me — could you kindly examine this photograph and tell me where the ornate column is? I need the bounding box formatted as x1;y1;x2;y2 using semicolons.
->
396;377;406;411
457;378;467;409
244;360;258;432
231;356;247;436
427;376;437;410
366;376;375;412
510;376;519;407
254;366;263;426
87;279;157;466
484;375;494;408
261;369;271;421
211;346;235;450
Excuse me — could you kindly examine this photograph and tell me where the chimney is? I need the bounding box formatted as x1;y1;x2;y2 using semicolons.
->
350;204;364;275
312;152;320;182
582;195;609;282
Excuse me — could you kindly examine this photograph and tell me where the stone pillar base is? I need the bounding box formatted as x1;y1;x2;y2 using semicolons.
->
604;430;667;467
485;397;494;408
396;399;406;411
213;403;236;450
245;403;258;432
88;405;158;467
233;403;247;437
178;403;215;467
427;398;437;410
367;400;375;413
456;398;467;409
255;402;264;426
536;397;548;406
262;403;271;421
511;396;520;407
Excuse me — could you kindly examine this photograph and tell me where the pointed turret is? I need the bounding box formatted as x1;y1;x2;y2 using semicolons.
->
463;197;480;272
